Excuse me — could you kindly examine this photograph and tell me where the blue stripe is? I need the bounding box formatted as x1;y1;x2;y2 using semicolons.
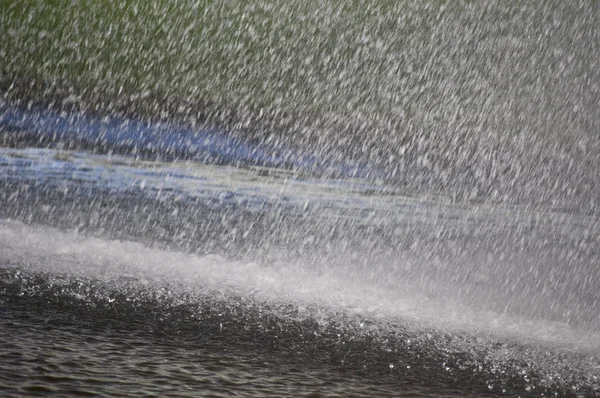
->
0;104;378;179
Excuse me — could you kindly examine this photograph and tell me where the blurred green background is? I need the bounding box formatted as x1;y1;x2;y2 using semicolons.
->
1;1;599;210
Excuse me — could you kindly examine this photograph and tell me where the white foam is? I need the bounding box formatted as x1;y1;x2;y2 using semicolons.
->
1;219;599;355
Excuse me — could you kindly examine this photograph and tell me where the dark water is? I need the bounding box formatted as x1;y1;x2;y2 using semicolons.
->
1;268;499;398
0;135;599;396
2;296;471;397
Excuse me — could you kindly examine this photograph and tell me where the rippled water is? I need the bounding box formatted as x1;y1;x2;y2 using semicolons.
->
0;143;598;396
2;290;492;397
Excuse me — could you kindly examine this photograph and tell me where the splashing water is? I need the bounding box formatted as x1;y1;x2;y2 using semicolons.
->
1;1;599;396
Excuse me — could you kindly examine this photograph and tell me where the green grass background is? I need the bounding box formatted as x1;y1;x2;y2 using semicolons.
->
1;1;453;120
